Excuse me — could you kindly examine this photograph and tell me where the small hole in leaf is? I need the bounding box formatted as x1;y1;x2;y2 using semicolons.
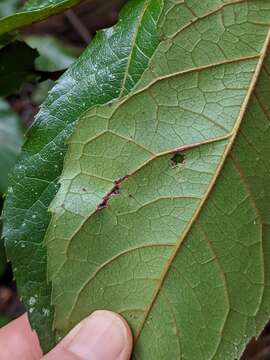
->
171;153;185;167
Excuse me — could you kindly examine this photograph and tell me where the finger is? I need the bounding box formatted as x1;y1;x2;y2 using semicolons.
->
43;310;133;360
0;313;42;360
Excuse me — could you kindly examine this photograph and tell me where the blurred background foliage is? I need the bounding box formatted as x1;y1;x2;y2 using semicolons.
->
0;0;20;17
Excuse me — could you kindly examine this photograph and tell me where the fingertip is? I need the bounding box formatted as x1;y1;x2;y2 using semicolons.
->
0;313;42;360
44;310;133;360
107;311;133;360
90;311;133;360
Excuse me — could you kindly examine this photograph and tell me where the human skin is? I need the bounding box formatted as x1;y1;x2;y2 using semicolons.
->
0;310;133;360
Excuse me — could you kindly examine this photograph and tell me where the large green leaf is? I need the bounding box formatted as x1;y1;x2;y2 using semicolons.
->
45;1;270;358
3;0;163;352
0;0;86;36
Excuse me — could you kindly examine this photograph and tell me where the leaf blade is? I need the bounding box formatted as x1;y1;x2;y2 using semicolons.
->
0;0;84;35
46;1;270;358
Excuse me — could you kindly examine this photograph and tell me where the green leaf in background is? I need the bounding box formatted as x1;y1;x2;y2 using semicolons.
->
0;0;20;18
0;98;24;193
0;41;38;97
25;36;81;72
0;0;86;36
0;0;19;48
45;1;270;358
0;99;23;284
3;0;163;352
31;80;55;105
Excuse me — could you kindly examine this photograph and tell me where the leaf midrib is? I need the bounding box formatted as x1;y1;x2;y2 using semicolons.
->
55;54;267;321
134;27;270;343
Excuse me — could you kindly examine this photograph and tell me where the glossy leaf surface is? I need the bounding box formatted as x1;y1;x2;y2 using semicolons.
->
3;0;163;352
45;1;270;359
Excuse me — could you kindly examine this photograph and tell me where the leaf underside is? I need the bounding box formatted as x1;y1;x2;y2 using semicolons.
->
46;1;270;359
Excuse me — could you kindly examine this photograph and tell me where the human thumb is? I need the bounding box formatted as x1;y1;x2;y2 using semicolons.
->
43;310;133;360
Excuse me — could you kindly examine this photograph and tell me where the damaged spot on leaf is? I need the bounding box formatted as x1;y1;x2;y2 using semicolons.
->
171;153;185;168
97;175;129;210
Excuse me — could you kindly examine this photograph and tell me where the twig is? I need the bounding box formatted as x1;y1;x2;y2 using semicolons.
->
65;9;92;44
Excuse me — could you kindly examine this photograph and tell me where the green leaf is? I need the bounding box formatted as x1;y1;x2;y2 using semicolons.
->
0;99;23;277
31;80;55;105
3;0;163;352
0;41;38;97
25;36;81;72
0;315;11;327
45;1;270;358
0;218;7;278
0;0;19;47
0;0;20;18
0;98;24;193
0;0;85;36
0;196;6;278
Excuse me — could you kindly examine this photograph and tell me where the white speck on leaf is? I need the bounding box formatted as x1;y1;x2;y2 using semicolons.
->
29;297;36;306
42;308;50;317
